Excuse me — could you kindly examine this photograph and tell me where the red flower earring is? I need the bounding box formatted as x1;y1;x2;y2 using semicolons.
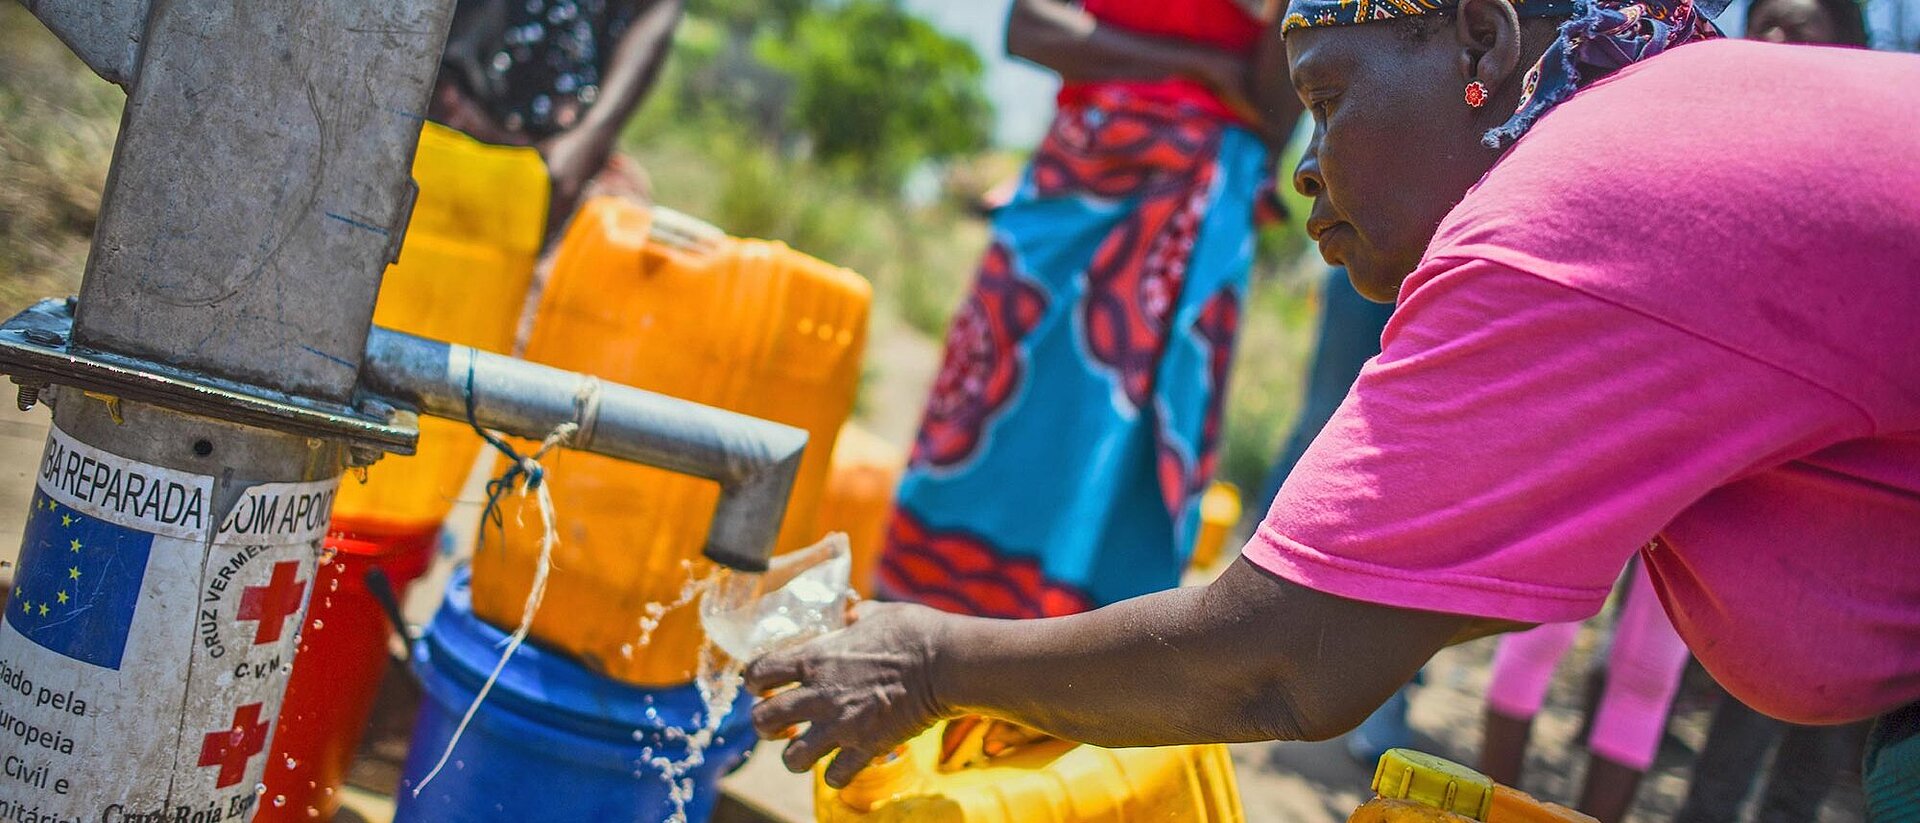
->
1464;80;1489;108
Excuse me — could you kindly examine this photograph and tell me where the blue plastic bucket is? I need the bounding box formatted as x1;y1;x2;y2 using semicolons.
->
395;567;756;822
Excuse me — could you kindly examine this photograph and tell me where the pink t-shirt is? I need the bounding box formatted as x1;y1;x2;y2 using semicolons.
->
1246;40;1920;725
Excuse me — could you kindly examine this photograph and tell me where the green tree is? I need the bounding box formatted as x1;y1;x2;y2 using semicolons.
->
686;0;811;35
758;0;993;185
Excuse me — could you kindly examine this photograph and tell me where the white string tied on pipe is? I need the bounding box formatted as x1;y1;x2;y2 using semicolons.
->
412;421;575;797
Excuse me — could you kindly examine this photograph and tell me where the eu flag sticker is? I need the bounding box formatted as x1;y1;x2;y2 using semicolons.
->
5;489;154;670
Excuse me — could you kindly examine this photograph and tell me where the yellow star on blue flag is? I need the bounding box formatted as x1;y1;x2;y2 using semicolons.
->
5;490;154;670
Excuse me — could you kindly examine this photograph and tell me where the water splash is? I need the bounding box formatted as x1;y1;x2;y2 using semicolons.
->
646;644;745;823
632;534;854;823
634;560;702;649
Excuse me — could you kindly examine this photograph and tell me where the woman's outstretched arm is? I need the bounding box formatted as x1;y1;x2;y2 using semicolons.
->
748;557;1521;788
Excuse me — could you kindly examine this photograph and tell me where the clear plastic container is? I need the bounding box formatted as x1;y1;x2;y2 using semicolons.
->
701;533;854;662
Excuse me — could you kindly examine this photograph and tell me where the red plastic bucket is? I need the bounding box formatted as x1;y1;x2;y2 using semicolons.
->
257;519;438;820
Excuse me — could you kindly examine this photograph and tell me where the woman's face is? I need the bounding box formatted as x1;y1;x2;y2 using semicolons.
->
1285;22;1514;302
1747;0;1844;44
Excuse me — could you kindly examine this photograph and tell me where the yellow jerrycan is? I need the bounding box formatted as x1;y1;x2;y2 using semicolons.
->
815;717;1245;822
815;422;905;599
1188;482;1242;572
1349;749;1596;823
474;195;871;685
329;122;548;541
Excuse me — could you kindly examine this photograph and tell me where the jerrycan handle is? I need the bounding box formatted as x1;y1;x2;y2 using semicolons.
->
648;205;726;256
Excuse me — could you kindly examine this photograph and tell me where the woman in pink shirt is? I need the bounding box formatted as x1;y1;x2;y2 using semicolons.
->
746;0;1920;811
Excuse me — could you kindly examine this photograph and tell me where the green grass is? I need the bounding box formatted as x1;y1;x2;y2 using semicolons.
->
0;0;119;312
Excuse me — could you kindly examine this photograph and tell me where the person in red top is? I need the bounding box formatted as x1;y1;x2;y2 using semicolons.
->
1052;0;1276;126
877;0;1302;625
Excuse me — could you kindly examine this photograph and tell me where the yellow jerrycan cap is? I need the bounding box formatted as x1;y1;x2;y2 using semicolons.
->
1371;749;1495;820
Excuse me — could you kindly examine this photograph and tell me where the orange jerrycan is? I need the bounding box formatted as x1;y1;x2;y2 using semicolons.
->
263;123;547;823
816;422;906;598
815;718;1245;822
1350;749;1596;823
474;195;871;685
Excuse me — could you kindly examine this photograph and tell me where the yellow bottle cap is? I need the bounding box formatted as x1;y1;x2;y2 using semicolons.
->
1371;749;1494;821
836;745;917;813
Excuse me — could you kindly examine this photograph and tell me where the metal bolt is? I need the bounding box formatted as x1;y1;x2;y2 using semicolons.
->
346;444;385;468
359;398;397;421
20;328;64;347
14;383;41;412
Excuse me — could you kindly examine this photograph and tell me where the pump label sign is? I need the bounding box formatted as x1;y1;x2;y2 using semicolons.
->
35;432;210;539
0;426;338;821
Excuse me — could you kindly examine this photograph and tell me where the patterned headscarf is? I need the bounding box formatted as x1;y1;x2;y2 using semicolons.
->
1281;0;1727;146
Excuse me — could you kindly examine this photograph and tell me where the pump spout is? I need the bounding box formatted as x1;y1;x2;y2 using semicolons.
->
360;326;805;573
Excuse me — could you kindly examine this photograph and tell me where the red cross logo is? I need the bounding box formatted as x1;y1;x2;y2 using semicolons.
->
236;560;306;645
198;703;270;788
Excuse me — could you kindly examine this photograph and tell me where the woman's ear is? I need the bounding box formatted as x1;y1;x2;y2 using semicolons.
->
1453;0;1525;94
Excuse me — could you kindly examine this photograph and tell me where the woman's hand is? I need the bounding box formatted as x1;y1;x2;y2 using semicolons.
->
428;80;527;147
745;601;956;788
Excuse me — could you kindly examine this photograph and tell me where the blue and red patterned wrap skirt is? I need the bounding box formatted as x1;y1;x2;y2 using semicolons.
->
880;89;1272;618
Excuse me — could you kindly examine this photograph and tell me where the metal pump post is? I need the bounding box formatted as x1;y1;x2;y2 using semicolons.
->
0;1;805;816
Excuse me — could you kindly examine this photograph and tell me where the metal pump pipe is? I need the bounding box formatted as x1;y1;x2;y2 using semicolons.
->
0;0;454;816
360;328;806;574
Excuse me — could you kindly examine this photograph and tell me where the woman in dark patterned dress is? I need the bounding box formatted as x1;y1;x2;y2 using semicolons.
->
433;0;683;230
